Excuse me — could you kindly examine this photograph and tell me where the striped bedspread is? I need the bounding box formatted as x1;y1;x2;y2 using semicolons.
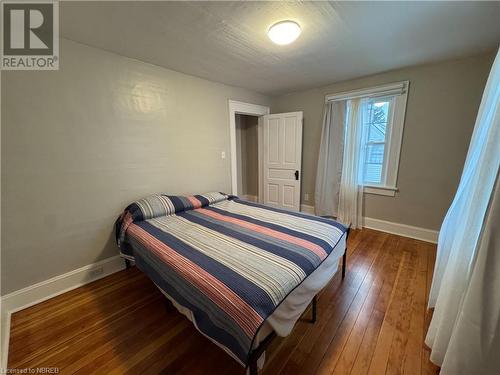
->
116;192;347;367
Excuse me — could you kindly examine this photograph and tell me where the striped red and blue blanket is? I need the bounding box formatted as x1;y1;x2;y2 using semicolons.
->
115;192;347;367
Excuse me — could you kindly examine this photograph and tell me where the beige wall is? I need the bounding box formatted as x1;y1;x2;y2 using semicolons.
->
272;52;495;230
235;114;259;197
1;39;269;295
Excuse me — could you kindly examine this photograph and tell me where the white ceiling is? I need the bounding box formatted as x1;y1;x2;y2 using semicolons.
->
61;1;500;95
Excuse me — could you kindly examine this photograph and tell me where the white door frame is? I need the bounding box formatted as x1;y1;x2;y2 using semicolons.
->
228;100;270;198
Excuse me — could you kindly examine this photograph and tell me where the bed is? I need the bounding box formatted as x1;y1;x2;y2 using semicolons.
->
115;192;348;374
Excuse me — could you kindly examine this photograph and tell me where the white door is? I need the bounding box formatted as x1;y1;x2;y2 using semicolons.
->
262;112;303;211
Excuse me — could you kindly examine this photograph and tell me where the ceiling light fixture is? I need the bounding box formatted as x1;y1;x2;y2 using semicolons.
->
268;20;301;45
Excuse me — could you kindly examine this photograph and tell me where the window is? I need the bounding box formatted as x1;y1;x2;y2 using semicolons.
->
326;81;409;196
362;98;392;185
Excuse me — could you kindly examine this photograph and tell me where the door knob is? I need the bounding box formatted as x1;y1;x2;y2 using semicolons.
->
295;170;299;180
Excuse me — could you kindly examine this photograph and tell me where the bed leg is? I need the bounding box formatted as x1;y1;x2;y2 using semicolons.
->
311;295;317;323
249;359;258;375
341;227;350;280
125;259;131;269
248;331;276;375
164;298;173;313
342;251;346;279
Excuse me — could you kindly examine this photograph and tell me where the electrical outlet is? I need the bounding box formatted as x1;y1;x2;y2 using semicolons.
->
89;266;104;278
304;193;309;202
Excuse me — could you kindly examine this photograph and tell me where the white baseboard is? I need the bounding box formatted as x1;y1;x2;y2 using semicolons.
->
300;204;315;214
363;217;438;243
240;194;258;202
1;310;10;370
0;309;12;369
1;255;125;368
300;204;438;243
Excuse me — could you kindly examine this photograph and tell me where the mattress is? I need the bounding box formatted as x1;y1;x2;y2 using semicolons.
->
115;192;347;368
159;232;346;369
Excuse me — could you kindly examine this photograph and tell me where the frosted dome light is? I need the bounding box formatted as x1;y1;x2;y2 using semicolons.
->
268;21;301;45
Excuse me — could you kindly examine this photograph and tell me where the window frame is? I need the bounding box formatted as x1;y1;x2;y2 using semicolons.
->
325;81;409;197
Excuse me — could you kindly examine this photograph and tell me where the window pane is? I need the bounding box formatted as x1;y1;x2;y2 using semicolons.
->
364;143;384;184
366;101;389;142
367;142;385;164
372;101;388;122
368;124;386;142
363;99;391;185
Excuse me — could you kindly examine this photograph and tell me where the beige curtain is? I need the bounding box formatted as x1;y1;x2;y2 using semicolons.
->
314;101;346;217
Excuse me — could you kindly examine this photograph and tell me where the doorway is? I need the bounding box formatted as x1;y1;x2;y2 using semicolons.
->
228;100;303;211
228;100;270;201
235;114;259;201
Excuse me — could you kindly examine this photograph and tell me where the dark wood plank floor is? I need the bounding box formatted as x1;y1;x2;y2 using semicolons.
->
8;229;440;374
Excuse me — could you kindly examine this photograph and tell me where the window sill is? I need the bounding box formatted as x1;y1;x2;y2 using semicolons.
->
364;185;398;197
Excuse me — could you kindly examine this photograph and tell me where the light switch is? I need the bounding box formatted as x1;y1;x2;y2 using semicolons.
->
221;151;226;159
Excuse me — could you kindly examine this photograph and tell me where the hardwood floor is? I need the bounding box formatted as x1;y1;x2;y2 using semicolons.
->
8;229;440;374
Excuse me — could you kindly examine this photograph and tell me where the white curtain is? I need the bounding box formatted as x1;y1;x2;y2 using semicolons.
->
337;98;366;228
314;101;346;217
426;47;500;372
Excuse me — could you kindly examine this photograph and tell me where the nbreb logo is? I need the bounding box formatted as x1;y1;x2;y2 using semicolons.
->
1;0;59;70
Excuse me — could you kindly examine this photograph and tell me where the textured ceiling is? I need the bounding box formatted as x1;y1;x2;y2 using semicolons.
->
61;1;500;95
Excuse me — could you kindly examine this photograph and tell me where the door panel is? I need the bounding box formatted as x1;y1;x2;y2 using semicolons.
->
267;117;281;166
283;185;296;208
283;115;299;167
263;112;303;211
267;183;279;205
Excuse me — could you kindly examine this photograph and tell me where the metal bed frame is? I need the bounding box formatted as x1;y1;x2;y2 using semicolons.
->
124;228;349;375
248;229;348;375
